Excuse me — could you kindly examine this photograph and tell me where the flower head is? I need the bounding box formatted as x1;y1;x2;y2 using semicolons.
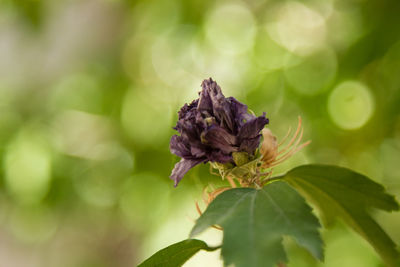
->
170;78;269;186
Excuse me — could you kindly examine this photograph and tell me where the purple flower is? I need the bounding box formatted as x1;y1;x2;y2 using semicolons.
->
170;78;269;186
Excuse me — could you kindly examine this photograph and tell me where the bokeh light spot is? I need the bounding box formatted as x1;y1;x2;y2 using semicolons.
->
4;130;52;204
253;29;290;71
75;171;120;208
73;147;134;208
326;7;364;51
149;25;204;99
49;73;102;113
328;81;374;130
121;88;172;146
284;47;337;95
205;2;256;55
267;1;326;55
52;110;115;160
119;173;170;231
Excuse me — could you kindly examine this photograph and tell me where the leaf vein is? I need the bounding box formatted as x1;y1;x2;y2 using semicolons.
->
260;189;292;226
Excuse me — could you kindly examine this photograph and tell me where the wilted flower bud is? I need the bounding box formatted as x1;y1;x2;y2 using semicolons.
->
169;78;269;186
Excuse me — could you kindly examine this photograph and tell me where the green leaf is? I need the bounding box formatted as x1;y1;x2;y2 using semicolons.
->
283;164;400;267
190;181;323;267
137;239;219;267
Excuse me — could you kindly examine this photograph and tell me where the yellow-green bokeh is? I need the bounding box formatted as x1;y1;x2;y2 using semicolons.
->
0;0;399;266
328;81;374;130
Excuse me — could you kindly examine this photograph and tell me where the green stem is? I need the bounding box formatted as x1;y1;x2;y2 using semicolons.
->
264;174;286;184
204;244;222;251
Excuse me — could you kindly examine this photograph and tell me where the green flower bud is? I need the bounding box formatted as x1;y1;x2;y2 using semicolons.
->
232;151;250;166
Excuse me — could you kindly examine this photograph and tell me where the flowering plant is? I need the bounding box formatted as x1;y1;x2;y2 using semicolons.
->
169;78;268;186
139;79;399;267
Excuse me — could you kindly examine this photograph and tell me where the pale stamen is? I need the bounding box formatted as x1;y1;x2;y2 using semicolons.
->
261;116;310;169
269;126;307;167
278;126;292;147
268;140;311;167
226;176;237;188
276;117;302;156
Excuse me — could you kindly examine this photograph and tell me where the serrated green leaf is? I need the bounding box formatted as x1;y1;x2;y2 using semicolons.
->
137;239;219;267
190;181;323;267
283;164;400;267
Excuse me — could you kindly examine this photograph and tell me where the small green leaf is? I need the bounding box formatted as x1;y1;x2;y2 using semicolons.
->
210;162;234;178
190;181;323;267
137;239;219;267
228;157;259;180
283;164;400;267
232;151;250;166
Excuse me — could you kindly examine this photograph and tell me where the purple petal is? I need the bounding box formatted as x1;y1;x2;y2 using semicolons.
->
170;158;204;187
190;144;206;158
199;78;235;133
197;83;213;113
170;135;191;158
238;115;269;140
175;117;202;143
202;125;238;154
228;97;255;129
178;99;198;120
208;150;232;163
239;135;262;154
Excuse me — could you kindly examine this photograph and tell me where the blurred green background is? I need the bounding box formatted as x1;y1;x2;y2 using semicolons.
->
0;0;399;266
